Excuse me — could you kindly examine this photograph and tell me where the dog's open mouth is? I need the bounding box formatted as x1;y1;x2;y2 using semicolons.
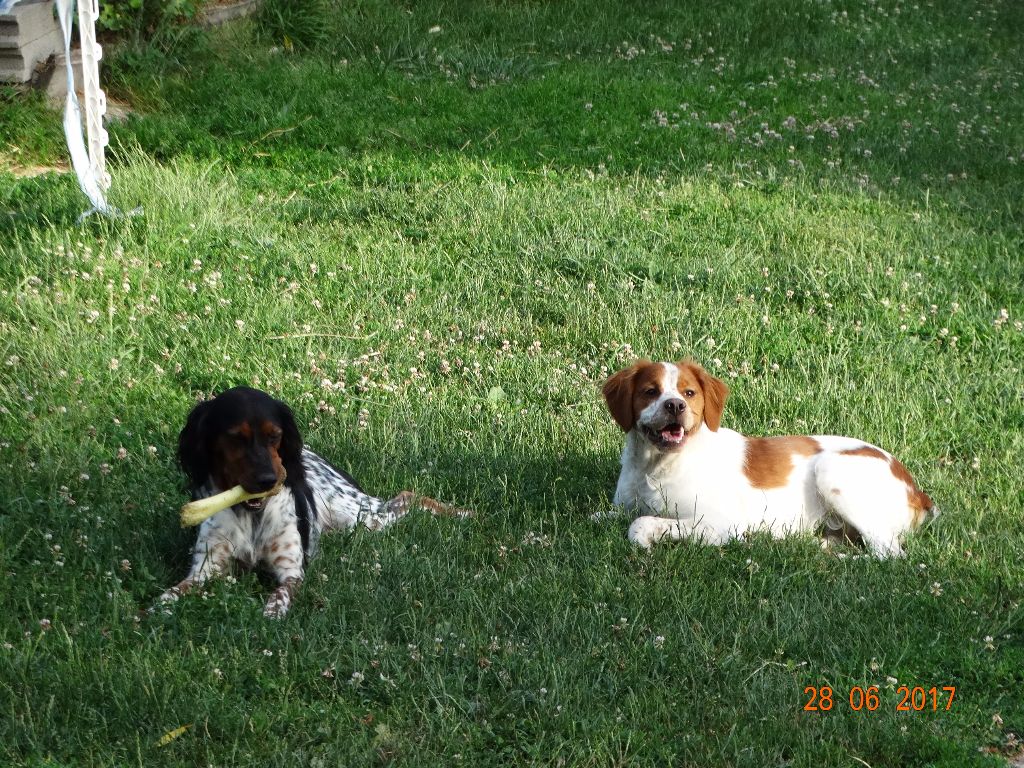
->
660;424;684;443
642;422;686;448
241;497;267;511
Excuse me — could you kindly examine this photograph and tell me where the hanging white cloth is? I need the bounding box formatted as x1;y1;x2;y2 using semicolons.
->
54;0;119;218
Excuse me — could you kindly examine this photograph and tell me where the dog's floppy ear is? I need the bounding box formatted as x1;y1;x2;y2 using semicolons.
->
689;361;729;432
602;360;649;432
178;399;213;486
274;397;304;469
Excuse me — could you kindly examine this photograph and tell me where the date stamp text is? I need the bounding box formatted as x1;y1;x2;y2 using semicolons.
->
803;685;956;713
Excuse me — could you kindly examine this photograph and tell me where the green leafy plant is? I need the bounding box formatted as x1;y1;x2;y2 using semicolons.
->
97;0;198;35
255;0;336;52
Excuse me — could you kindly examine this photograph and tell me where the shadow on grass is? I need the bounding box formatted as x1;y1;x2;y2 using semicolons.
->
142;426;617;585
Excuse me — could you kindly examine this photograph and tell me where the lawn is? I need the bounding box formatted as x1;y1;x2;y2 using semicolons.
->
1;0;1022;765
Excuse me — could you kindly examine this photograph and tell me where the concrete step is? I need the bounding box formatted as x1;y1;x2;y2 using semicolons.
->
200;0;262;27
0;0;60;82
0;0;59;47
0;26;59;81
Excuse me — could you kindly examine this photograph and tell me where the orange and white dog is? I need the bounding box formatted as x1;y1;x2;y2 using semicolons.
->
602;359;934;556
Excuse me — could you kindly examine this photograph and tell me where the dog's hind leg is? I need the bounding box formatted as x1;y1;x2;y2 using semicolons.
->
812;453;916;558
349;491;471;531
384;491;473;520
312;480;472;532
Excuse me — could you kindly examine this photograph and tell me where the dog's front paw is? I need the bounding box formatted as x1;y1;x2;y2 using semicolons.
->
263;591;291;619
156;586;183;606
626;517;683;548
145;588;181;616
263;578;300;619
627;517;659;548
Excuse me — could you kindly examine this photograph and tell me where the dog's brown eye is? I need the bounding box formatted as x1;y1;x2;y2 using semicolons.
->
644;387;659;396
684;389;696;398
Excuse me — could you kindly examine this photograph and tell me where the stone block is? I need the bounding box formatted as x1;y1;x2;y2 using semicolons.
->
0;26;60;81
0;0;60;83
0;0;60;47
201;0;262;27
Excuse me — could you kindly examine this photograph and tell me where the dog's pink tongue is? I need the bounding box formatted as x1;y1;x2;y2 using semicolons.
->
661;425;684;443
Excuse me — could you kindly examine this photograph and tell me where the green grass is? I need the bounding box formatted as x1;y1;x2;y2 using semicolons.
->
1;0;1023;765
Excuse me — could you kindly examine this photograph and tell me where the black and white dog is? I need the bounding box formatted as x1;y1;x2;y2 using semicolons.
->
159;387;469;618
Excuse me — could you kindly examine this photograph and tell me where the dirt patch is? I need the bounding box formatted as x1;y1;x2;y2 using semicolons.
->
7;161;69;177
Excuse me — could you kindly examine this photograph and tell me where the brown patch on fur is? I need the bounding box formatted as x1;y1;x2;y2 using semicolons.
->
602;360;662;432
213;432;249;491
676;360;729;432
743;436;822;489
842;445;932;525
272;555;295;567
259;419;287;485
889;456;933;526
260;420;283;439
841;445;889;461
229;421;252;439
411;496;453;515
888;455;923;493
673;362;707;433
269;445;285;484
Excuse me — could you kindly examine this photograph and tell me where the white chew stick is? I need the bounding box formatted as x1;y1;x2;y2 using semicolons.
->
179;475;285;527
180;486;260;527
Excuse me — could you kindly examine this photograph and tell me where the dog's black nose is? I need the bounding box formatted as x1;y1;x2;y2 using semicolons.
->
663;398;686;415
253;471;279;491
